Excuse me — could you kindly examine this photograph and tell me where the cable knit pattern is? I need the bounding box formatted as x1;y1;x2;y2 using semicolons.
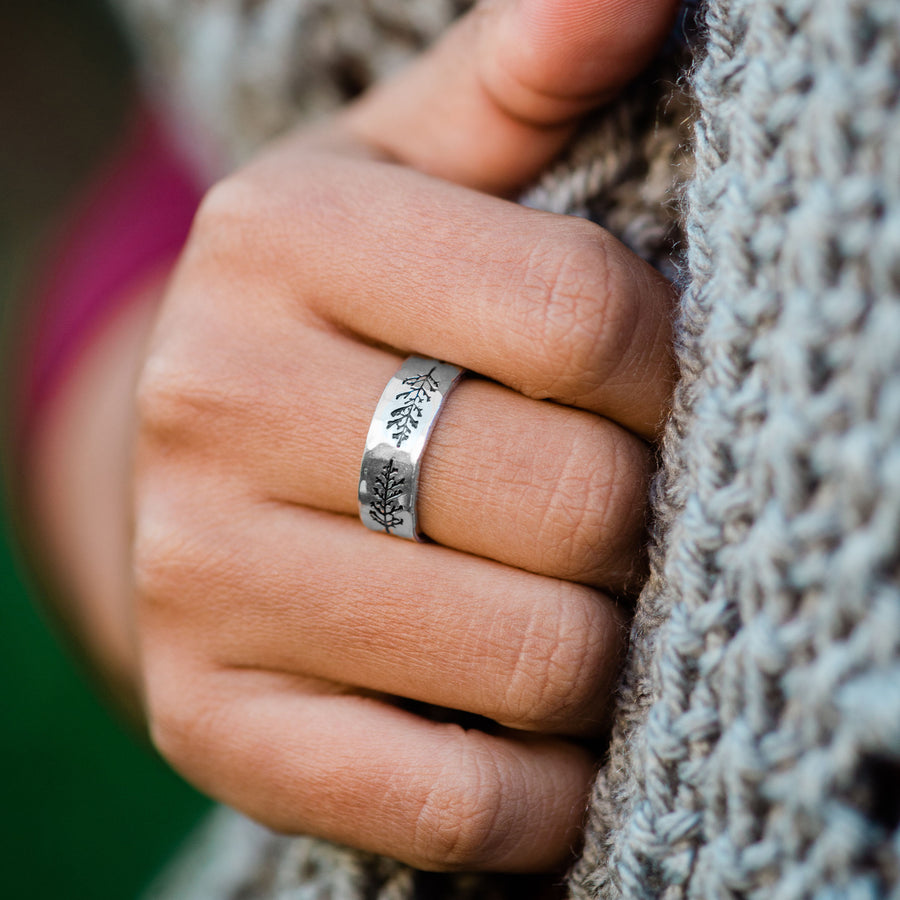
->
116;0;900;896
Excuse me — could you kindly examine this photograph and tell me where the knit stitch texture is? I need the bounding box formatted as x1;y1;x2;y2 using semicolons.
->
574;1;900;896
119;0;900;896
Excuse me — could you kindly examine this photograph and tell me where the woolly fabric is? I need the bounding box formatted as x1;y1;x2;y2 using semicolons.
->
576;2;900;897
114;0;472;175
113;0;900;897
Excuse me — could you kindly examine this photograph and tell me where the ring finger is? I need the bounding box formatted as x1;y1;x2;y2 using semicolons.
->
140;318;653;592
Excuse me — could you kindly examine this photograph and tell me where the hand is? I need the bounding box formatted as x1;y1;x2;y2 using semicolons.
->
129;0;679;872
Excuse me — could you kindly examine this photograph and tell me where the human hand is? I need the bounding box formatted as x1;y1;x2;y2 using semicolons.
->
134;0;680;872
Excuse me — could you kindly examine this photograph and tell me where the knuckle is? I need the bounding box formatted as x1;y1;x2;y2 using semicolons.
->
592;431;652;573
527;423;651;586
194;157;351;265
135;354;216;441
502;589;605;731
411;737;506;870
131;508;190;610
518;221;639;403
135;342;264;450
191;175;263;252
133;521;242;635
533;426;615;582
131;488;226;616
141;629;222;777
134;183;273;446
189;173;295;282
143;659;218;780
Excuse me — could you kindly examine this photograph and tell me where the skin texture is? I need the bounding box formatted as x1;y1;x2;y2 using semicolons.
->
30;0;681;873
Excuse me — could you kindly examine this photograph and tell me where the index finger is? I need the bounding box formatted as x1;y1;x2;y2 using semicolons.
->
208;151;675;438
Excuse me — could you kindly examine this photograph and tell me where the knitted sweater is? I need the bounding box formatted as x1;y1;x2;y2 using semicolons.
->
112;0;900;897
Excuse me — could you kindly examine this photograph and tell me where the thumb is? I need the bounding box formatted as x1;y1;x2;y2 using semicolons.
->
339;0;681;195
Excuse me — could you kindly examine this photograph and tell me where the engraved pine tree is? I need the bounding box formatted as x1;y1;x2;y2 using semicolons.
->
388;367;439;446
369;459;406;534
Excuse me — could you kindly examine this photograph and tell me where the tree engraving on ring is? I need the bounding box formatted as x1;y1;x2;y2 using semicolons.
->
369;459;406;534
388;367;439;446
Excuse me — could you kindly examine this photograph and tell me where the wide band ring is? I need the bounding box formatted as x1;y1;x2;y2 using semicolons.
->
358;356;465;541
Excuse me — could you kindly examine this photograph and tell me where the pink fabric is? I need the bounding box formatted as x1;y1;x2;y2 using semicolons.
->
18;103;204;452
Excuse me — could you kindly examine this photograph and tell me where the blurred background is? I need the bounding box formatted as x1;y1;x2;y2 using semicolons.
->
0;0;210;896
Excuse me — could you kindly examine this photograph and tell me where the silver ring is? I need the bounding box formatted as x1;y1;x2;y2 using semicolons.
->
358;356;465;541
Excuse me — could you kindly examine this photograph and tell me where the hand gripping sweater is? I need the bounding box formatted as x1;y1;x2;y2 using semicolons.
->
112;0;900;897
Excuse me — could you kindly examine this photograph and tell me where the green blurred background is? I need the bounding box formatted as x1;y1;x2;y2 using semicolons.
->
0;1;211;896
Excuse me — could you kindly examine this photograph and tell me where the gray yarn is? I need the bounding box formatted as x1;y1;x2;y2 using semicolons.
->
575;1;900;898
115;0;472;174
113;0;900;897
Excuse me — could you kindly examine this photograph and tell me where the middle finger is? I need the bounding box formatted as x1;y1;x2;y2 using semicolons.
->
147;321;653;592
